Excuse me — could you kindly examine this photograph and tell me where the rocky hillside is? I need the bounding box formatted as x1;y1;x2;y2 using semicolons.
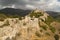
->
0;9;60;40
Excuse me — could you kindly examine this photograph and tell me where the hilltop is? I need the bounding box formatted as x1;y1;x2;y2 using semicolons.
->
0;8;60;40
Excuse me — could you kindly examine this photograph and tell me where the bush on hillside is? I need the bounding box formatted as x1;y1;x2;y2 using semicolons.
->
49;26;56;33
45;32;50;36
35;31;41;37
0;13;7;21
41;25;48;30
54;34;59;40
45;16;54;25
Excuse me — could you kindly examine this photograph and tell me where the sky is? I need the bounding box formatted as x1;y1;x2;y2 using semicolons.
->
0;0;60;12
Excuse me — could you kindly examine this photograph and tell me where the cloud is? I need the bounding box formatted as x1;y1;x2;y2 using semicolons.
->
0;0;60;11
58;0;60;1
2;4;16;8
45;0;60;11
0;0;17;5
25;4;36;9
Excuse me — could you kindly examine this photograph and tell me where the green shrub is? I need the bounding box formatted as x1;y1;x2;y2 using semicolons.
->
0;20;10;28
45;16;54;25
38;21;40;27
19;17;22;20
3;20;9;26
23;22;26;26
40;29;43;32
31;18;34;20
6;37;11;40
38;20;47;30
49;26;56;33
41;25;47;30
0;14;7;21
35;31;41;37
54;34;59;40
45;32;50;36
16;33;21;36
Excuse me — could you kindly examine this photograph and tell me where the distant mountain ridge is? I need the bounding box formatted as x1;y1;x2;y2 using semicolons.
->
0;8;60;18
0;8;31;16
46;11;60;17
